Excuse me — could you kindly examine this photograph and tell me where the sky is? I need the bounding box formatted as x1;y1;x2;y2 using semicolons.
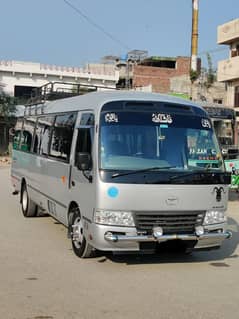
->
0;0;239;69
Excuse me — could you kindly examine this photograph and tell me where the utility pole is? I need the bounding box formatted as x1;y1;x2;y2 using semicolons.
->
191;0;199;71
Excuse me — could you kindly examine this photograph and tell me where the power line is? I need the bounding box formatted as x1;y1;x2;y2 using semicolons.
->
199;47;228;56
63;0;130;51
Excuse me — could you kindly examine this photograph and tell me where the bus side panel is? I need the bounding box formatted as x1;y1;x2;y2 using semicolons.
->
26;155;48;211
69;165;96;225
11;149;22;192
11;150;48;211
43;158;71;226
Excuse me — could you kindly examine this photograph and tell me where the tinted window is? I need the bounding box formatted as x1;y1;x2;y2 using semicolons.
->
76;128;92;154
49;113;76;161
80;113;94;125
99;111;223;171
13;119;23;150
33;116;55;155
20;117;36;152
13;131;22;150
75;113;94;164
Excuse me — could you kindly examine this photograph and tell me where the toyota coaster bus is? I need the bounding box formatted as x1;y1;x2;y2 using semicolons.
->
11;91;232;258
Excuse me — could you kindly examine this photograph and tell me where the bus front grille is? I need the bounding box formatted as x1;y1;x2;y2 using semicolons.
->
134;211;205;235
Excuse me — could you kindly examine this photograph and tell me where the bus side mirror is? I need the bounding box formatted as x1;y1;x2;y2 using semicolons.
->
76;152;92;171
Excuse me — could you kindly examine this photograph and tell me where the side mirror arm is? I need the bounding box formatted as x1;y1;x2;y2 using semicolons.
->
82;170;93;183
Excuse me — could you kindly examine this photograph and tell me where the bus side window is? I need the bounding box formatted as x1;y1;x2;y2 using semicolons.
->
49;113;77;162
33;116;55;156
21;131;32;152
75;113;95;166
13;130;21;150
20;117;36;152
41;127;52;155
33;118;41;154
12;119;23;150
80;113;94;126
75;128;92;156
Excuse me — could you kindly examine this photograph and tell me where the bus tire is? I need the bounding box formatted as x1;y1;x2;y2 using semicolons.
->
69;208;94;258
21;183;37;217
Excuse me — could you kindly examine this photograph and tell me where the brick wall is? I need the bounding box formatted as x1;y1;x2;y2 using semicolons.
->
133;57;191;93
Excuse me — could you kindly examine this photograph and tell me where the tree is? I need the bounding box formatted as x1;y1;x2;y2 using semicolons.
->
205;53;215;88
0;93;17;155
0;94;17;118
190;69;199;83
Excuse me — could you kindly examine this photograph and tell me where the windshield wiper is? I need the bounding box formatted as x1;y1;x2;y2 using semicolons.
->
111;166;175;178
169;170;214;181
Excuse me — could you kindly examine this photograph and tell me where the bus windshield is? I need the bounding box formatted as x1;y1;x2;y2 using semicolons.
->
99;110;224;172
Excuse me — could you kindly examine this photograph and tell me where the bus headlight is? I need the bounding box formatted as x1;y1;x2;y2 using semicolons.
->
94;210;135;227
203;210;226;225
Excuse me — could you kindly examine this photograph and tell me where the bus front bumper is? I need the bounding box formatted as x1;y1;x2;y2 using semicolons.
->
89;223;232;251
104;231;232;243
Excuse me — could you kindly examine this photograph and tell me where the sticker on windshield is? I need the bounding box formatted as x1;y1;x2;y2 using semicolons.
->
201;119;211;129
152;113;173;124
105;113;118;123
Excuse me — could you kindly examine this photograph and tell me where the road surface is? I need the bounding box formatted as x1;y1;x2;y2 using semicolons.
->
0;167;239;319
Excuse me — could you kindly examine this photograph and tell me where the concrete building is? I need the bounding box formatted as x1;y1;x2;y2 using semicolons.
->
133;56;191;93
0;59;120;153
132;55;226;105
217;18;239;112
170;72;227;104
0;60;119;102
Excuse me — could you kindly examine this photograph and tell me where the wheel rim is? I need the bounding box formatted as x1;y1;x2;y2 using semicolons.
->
72;216;84;249
22;189;28;211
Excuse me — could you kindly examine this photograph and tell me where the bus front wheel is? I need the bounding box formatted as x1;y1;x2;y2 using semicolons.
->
69;208;94;258
21;184;37;217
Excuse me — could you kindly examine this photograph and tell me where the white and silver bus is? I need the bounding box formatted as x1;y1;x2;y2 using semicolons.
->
11;91;232;258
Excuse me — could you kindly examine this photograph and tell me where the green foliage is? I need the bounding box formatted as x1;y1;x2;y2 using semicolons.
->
0;94;17;119
205;53;215;88
170;92;190;100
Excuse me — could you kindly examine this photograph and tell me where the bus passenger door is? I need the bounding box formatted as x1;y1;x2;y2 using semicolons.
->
42;113;76;225
69;112;95;226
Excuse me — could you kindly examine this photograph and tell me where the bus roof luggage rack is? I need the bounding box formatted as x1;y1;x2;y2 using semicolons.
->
24;81;117;116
